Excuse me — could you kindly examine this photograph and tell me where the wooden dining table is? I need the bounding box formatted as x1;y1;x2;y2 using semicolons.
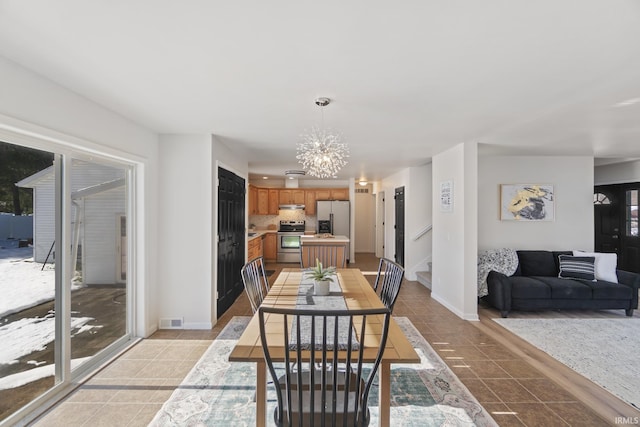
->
228;268;420;427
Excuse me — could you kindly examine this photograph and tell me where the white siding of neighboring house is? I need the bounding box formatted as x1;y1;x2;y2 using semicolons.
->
83;186;125;284
33;174;55;264
23;160;126;284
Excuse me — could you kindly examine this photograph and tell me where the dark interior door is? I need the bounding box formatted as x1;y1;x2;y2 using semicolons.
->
217;167;245;317
595;183;640;273
394;186;405;267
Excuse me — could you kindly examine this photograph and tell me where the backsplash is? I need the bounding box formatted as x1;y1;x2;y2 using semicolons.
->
250;212;317;231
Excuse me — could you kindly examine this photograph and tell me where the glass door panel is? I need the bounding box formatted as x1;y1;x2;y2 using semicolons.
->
69;159;128;368
0;142;55;421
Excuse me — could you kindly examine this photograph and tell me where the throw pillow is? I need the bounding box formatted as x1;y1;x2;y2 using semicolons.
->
573;251;618;283
558;255;596;281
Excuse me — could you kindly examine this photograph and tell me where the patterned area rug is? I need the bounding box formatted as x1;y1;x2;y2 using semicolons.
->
494;318;640;409
150;316;497;426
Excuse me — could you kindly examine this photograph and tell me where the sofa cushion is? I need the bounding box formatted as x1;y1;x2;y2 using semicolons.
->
517;251;557;277
534;276;593;299
552;251;573;272
510;276;552;299
558;255;596;281
589;280;633;300
573;251;618;283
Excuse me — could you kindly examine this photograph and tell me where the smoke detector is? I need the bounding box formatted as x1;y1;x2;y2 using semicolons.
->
285;170;306;177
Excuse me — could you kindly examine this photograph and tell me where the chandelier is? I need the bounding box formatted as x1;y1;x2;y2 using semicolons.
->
296;97;349;179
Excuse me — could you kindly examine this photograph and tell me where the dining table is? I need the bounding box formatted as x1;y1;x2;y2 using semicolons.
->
228;268;420;427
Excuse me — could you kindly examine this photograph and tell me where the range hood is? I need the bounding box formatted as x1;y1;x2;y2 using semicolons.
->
279;204;305;210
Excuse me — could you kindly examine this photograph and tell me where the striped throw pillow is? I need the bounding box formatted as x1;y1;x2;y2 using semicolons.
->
558;255;596;281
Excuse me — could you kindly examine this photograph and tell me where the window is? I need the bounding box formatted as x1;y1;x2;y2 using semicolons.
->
593;192;612;205
626;190;638;237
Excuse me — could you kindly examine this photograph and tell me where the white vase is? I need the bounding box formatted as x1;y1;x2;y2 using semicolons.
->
314;280;330;296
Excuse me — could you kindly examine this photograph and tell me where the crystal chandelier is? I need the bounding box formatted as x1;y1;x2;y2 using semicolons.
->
296;98;349;179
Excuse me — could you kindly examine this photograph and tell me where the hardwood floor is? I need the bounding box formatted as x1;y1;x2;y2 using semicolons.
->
32;253;640;426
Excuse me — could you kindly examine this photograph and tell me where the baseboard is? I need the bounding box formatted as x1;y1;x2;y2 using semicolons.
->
431;292;479;321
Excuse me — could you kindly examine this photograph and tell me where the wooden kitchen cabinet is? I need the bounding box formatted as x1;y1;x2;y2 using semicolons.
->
248;236;263;260
279;189;305;204
268;189;279;214
248;185;258;215
305;190;317;215
257;188;269;215
314;188;349;201
263;233;277;261
330;188;349;200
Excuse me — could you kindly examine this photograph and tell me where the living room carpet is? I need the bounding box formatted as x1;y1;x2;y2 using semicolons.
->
493;318;640;409
150;316;497;426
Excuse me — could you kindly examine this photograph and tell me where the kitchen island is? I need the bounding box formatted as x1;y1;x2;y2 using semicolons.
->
299;234;350;267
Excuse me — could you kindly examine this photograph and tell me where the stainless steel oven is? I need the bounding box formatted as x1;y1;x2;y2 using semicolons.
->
277;220;305;263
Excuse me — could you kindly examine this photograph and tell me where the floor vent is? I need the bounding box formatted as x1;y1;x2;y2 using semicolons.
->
159;318;184;329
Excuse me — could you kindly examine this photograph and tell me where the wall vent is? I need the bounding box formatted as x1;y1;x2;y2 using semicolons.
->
159;318;184;329
355;188;369;193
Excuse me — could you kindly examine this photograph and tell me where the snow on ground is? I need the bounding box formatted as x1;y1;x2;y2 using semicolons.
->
0;312;101;364
0;244;101;390
0;357;92;390
0;247;81;319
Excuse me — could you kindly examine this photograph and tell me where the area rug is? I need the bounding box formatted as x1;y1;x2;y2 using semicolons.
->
493;318;640;409
150;316;496;426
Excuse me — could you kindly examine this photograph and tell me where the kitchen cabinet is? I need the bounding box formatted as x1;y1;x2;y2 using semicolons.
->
279;189;305;204
268;189;279;214
315;188;349;201
305;190;317;215
248;236;263;260
263;233;277;261
330;188;349;200
257;188;269;215
248;185;258;215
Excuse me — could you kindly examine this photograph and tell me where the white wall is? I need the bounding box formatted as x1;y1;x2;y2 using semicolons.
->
595;160;640;185
0;55;159;337
158;135;213;329
354;185;376;253
431;143;478;321
380;163;432;280
478;155;594;251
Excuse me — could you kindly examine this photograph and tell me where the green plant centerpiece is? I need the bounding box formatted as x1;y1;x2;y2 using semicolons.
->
305;259;336;296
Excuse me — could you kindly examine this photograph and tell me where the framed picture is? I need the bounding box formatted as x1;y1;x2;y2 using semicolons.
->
500;184;554;221
440;180;453;213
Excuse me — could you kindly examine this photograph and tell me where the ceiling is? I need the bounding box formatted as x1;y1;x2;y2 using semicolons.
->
0;1;639;181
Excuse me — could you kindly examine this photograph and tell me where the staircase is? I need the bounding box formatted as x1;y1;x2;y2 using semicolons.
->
416;262;432;290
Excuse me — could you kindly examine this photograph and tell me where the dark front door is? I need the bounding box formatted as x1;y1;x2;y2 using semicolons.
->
395;186;405;267
595;183;640;273
217;167;246;317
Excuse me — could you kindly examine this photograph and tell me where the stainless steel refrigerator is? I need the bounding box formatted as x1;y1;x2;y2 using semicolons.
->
316;200;350;262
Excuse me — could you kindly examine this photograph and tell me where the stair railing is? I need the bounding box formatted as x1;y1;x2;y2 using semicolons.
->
411;224;432;241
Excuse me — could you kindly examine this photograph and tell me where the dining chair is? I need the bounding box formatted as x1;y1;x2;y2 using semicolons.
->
258;306;391;427
300;243;347;268
241;256;269;314
373;257;405;312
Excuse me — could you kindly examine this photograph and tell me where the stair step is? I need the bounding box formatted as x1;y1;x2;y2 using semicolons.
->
416;271;431;290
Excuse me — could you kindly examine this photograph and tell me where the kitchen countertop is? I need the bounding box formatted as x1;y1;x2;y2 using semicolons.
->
247;229;277;241
299;234;350;243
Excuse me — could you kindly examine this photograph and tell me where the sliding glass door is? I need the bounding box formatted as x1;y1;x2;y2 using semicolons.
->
0;141;133;423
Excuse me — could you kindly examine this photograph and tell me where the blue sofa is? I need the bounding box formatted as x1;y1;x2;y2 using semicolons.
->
485;250;640;317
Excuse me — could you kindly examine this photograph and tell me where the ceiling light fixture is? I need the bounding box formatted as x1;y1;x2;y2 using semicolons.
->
359;180;367;186
296;97;349;179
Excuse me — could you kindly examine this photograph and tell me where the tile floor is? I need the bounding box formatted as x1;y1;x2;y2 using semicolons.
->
31;254;624;426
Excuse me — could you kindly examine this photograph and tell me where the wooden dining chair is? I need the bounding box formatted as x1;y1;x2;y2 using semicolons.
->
240;256;269;314
300;243;347;268
373;257;405;312
258;306;391;427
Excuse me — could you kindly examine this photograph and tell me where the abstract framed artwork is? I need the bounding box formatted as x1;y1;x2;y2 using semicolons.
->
500;184;555;221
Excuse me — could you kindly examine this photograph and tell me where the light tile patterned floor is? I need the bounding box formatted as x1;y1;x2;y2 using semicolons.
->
33;254;613;426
